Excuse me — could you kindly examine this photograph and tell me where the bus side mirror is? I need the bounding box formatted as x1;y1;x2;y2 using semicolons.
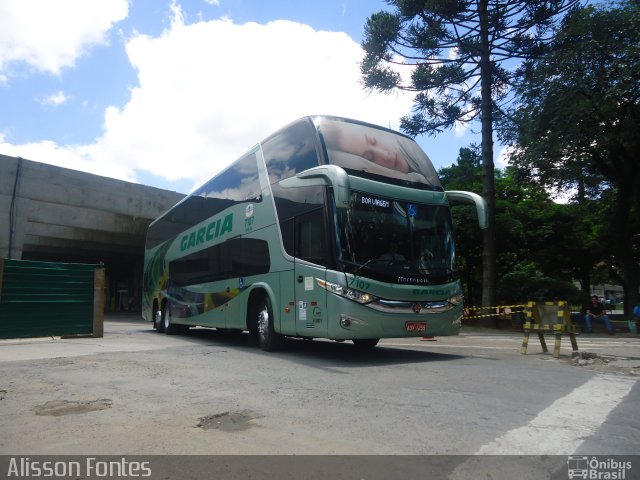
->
280;165;351;208
445;190;488;229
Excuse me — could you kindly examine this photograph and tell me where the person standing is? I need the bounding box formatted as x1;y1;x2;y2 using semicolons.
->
585;295;614;335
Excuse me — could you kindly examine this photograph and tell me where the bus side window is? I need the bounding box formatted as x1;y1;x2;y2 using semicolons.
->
169;238;270;285
295;208;326;266
280;217;294;257
272;184;325;259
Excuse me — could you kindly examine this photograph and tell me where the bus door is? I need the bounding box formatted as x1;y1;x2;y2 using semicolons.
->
293;209;328;337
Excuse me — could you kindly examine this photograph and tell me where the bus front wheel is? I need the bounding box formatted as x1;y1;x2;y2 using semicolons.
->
255;296;284;352
352;338;379;349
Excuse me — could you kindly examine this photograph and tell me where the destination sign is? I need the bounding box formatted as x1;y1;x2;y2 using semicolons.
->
357;194;392;211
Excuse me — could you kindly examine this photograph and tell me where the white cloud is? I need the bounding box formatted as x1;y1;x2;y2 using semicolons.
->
1;4;415;192
97;12;415;187
0;137;137;183
454;119;470;138
40;90;69;106
496;144;515;169
0;0;128;76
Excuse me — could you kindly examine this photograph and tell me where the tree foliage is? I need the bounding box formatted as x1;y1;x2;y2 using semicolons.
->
361;0;579;307
439;147;484;304
442;147;582;306
504;0;640;312
362;0;576;135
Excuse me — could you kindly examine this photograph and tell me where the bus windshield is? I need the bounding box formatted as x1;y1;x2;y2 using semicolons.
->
336;192;457;285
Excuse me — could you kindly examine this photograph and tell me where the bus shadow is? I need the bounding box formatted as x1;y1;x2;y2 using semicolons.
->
281;337;469;368
162;327;470;368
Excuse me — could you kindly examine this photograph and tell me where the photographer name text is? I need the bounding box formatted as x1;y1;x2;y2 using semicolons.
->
7;457;151;478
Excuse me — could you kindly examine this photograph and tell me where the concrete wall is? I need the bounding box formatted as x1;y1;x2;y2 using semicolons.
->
0;154;185;311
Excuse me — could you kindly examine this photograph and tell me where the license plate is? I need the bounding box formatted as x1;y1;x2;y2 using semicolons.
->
405;321;427;332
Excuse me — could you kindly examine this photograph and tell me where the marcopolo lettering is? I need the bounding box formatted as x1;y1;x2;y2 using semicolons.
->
180;213;233;252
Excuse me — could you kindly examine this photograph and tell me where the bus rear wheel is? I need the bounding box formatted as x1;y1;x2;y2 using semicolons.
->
352;338;380;349
162;304;181;335
255;296;284;352
153;308;163;332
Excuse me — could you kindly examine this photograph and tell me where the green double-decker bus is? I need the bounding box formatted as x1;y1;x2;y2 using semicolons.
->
142;115;486;350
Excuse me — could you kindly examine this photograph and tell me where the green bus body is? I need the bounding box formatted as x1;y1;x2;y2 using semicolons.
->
142;116;486;350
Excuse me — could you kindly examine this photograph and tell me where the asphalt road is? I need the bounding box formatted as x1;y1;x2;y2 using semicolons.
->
1;315;638;465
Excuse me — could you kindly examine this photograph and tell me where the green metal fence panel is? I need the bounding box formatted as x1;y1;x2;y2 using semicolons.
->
0;259;104;339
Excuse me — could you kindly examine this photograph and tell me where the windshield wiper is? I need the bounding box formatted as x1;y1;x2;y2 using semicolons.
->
339;258;386;276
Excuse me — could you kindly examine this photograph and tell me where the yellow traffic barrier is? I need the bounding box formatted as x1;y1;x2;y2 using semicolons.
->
463;305;527;331
463;305;526;320
520;301;578;358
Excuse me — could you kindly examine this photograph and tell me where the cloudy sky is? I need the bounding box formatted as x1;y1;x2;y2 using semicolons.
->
0;0;488;194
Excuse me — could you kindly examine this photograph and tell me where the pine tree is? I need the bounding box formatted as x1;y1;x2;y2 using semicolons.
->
361;0;579;308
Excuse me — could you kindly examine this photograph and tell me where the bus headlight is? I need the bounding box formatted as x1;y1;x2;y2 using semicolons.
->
448;293;464;306
317;279;378;305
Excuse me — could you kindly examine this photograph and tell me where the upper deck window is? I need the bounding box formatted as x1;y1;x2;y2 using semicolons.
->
146;152;260;249
195;152;261;202
262;118;320;184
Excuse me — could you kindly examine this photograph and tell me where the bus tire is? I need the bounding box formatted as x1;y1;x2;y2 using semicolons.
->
153;307;163;332
162;303;180;335
352;338;379;349
256;296;284;351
